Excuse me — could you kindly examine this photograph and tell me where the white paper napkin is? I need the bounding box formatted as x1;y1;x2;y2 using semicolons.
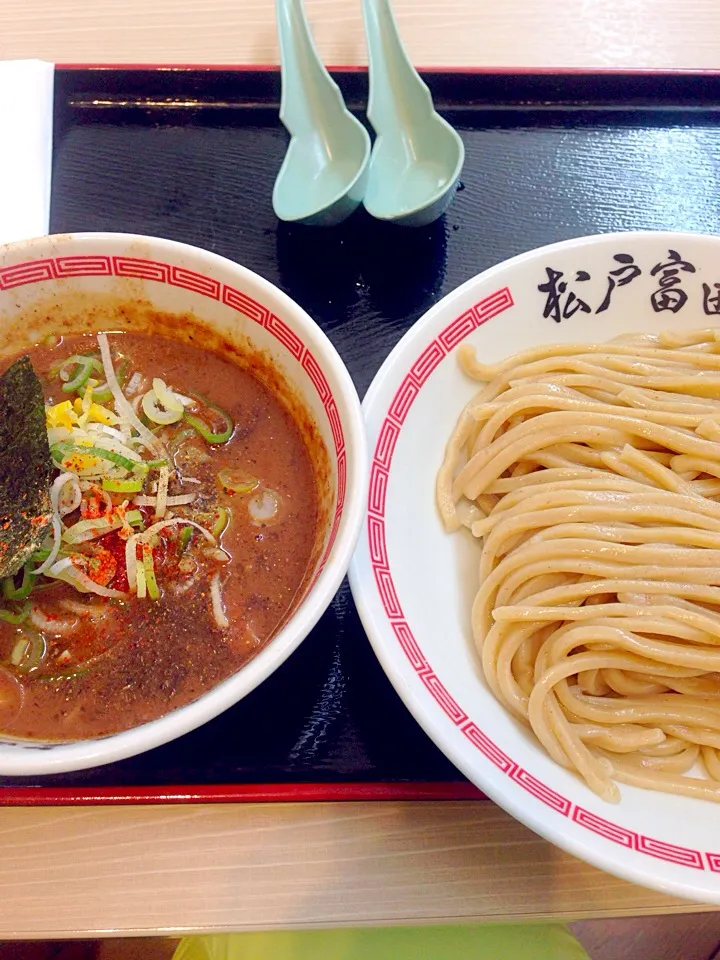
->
0;60;54;246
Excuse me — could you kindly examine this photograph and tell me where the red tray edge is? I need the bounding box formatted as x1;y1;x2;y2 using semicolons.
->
0;781;486;805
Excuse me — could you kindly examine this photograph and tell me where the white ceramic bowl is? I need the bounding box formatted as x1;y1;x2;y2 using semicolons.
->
0;232;367;774
350;231;720;903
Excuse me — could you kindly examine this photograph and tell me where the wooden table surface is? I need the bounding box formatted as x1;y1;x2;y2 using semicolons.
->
2;0;720;939
2;0;720;69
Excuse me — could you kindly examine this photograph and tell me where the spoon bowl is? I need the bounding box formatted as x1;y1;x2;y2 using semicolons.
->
273;0;371;226
362;0;464;226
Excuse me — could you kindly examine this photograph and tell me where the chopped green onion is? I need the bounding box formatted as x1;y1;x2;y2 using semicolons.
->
31;547;52;562
37;666;93;684
132;462;150;476
102;477;144;493
83;446;138;472
51;441;138;473
185;398;234;444
211;506;230;538
33;667;93;683
2;563;36;601
125;509;144;528
85;359;127;403
116;359;130;387
62;356;95;394
146;458;168;470
10;629;46;673
0;603;29;625
56;354;102;382
135;562;147;599
90;383;113;403
50;440;73;463
178;527;194;554
218;468;259;495
142;544;160;600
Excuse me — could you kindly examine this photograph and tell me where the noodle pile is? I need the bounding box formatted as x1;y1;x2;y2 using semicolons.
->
437;327;720;803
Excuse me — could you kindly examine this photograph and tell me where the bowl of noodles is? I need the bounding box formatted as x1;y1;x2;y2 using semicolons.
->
0;232;366;773
349;231;720;902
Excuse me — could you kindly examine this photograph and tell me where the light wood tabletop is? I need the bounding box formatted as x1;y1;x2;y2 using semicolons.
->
2;0;720;939
2;0;720;69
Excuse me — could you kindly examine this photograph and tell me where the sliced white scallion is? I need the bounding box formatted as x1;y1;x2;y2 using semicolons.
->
33;515;61;576
96;486;113;515
33;472;77;576
59;599;109;620
124;519;216;595
47;426;73;447
46;557;128;599
125;371;144;396
210;572;229;630
155;464;170;518
126;434;164;456
57;474;82;518
97;332;167;459
125;536;139;596
152;378;188;412
52;472;77;511
29;605;79;636
248;489;280;526
141;389;184;426
85;424;127;443
204;548;231;563
62;517;123;544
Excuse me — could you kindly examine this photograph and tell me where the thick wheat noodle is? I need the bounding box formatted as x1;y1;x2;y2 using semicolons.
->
457;338;720;377
478;515;720;572
619;742;701;774
640;737;688;757
477;393;720;448
437;328;720;802
601;669;669;696
702;747;720;780
663;725;720;750
455;412;720;501
574;722;665;752
467;358;720;402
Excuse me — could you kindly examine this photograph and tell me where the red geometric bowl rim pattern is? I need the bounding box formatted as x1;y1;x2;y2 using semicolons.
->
0;254;346;579
366;284;717;874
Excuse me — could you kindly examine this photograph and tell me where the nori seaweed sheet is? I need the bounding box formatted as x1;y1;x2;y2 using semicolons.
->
0;357;53;579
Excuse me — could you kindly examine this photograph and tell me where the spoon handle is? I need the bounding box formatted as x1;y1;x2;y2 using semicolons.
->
276;0;346;135
362;0;433;130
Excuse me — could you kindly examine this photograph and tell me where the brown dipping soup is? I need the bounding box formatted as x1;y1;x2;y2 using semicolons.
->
0;332;321;740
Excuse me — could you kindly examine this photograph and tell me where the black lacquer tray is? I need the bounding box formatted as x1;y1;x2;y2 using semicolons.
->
3;65;720;804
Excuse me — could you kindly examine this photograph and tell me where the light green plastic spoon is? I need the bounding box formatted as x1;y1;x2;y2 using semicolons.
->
273;0;371;226
362;0;465;226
